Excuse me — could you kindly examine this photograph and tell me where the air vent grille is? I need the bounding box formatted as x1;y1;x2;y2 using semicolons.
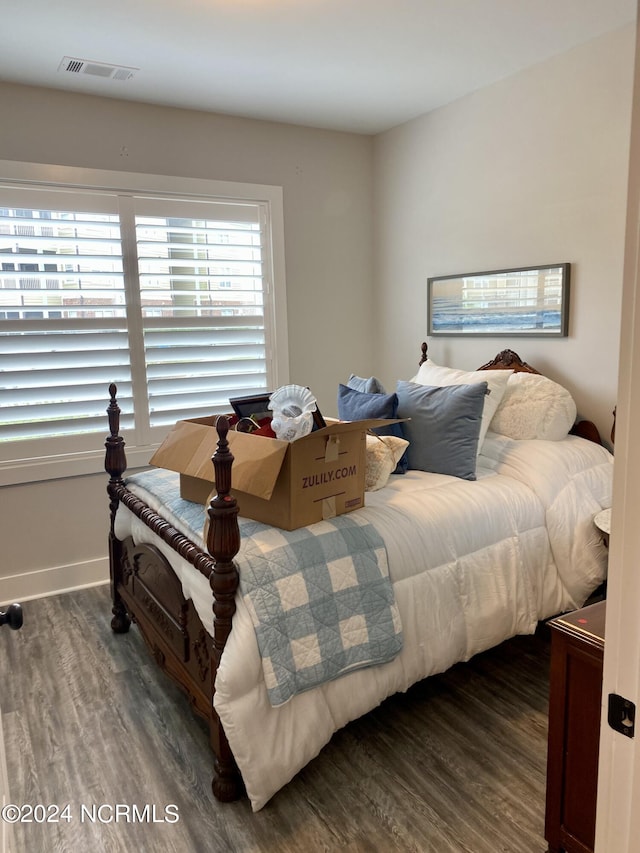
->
65;59;84;74
58;56;139;81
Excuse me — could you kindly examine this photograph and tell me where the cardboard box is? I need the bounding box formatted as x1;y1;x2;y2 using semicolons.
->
150;416;397;530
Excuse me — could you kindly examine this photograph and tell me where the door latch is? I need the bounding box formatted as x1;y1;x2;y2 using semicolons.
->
608;693;635;738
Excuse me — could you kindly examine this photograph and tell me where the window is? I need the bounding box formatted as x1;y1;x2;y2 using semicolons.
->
0;163;287;483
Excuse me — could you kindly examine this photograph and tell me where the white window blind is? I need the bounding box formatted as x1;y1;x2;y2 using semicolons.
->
0;179;282;472
0;192;132;460
132;196;269;433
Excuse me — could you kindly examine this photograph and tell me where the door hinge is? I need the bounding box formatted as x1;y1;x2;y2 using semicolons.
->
608;693;635;738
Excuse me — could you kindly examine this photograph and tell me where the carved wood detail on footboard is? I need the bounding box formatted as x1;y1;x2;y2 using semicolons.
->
118;537;213;720
105;385;244;802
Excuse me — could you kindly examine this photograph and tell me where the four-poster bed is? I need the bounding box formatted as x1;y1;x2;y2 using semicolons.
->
105;345;613;810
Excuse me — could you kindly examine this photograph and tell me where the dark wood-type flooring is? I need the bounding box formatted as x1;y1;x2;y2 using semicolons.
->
0;585;552;852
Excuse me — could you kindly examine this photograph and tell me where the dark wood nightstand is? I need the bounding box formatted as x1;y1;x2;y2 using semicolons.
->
545;600;605;853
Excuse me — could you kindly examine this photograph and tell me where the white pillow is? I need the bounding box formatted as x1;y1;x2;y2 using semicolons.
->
489;372;577;441
365;434;410;491
411;360;512;451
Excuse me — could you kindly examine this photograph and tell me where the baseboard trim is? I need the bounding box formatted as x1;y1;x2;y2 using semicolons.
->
0;558;109;606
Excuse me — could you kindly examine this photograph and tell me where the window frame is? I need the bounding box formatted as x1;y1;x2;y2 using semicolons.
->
0;159;289;486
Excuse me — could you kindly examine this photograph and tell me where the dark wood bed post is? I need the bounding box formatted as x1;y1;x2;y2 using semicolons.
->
104;390;244;802
206;416;243;802
105;383;131;634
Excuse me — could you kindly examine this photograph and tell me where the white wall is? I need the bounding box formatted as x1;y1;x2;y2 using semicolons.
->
0;83;374;598
373;25;635;441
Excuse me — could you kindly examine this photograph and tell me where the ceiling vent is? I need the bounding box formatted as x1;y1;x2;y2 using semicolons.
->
58;56;139;81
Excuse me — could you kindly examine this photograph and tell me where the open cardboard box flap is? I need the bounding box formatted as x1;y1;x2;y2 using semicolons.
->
150;416;401;502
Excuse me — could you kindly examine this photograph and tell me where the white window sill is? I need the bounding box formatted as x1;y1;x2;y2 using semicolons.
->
0;444;158;487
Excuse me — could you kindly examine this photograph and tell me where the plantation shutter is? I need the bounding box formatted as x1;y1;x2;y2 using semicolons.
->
0;188;134;460
131;196;270;435
0;185;275;463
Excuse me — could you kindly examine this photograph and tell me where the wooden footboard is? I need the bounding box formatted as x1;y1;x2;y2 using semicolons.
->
105;385;243;802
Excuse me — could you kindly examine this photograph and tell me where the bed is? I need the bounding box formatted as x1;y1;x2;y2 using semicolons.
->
105;345;613;811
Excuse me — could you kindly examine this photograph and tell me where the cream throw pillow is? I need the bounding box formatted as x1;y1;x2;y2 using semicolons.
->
365;434;410;491
489;372;577;440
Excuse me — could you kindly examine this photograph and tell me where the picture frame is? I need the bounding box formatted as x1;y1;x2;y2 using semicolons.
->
427;263;570;337
229;392;326;431
229;393;273;423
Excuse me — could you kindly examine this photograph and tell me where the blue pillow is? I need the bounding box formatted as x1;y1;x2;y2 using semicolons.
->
337;384;408;473
395;380;487;480
347;374;387;394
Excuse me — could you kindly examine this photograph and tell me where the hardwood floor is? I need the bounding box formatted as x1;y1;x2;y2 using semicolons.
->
0;586;552;853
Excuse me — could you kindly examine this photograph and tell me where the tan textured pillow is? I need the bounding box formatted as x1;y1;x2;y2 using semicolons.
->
365;434;410;491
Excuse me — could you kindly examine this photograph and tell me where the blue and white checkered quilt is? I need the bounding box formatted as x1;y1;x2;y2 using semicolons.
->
126;469;403;706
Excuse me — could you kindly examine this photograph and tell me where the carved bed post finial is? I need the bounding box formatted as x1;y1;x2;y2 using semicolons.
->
206;416;242;801
105;383;127;485
105;383;131;634
419;341;428;365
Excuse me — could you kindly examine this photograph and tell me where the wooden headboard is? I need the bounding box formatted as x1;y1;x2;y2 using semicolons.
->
420;342;539;374
418;341;603;446
476;349;540;374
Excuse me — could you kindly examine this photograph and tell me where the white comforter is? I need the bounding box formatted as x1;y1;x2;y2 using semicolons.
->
115;431;613;811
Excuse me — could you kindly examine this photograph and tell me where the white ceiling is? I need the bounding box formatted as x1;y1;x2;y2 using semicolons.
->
1;0;636;134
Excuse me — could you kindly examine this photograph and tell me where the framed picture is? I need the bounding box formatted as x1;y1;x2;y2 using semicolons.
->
427;263;570;337
229;392;326;431
229;393;273;422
